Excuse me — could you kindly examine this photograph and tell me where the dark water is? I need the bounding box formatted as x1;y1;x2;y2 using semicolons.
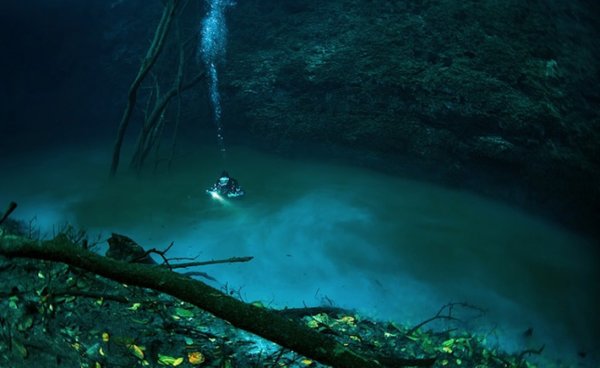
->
1;143;597;365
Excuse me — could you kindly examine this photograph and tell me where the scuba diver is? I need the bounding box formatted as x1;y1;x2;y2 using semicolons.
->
207;171;245;198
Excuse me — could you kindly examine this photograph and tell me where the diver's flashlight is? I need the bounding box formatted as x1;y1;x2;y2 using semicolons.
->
209;191;223;201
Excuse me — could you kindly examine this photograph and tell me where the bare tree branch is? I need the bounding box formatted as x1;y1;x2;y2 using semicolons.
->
168;257;255;269
406;302;485;336
109;0;182;177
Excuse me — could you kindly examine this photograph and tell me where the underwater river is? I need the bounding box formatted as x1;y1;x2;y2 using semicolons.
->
1;144;598;365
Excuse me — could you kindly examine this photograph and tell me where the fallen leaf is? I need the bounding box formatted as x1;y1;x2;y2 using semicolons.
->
174;307;194;319
129;344;145;360
250;301;265;308
337;316;355;325
8;296;18;309
128;303;142;311
312;313;329;325
12;338;28;358
18;315;34;331
306;320;319;329
188;351;205;365
442;338;455;347
158;354;184;366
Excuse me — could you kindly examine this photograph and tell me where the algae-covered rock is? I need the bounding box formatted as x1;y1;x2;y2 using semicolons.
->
221;0;600;235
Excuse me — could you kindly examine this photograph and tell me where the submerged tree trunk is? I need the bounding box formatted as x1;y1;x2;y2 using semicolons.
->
0;235;435;368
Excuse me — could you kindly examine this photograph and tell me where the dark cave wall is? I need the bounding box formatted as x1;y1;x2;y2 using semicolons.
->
220;0;600;236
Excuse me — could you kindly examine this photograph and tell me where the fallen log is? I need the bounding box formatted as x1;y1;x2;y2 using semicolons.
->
0;234;435;368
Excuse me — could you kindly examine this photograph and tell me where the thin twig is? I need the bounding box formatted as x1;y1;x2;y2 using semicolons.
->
134;242;253;270
406;302;485;336
169;257;254;269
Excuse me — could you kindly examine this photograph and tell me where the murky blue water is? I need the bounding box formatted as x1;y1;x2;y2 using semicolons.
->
1;143;597;365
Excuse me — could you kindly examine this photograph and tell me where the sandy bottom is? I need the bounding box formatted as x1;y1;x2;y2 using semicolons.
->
1;142;598;365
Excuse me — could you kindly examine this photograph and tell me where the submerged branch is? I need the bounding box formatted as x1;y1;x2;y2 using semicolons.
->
109;0;181;177
0;202;17;226
0;235;435;368
168;257;254;269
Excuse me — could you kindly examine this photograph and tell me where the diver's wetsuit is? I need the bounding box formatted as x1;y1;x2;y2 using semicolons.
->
208;173;244;198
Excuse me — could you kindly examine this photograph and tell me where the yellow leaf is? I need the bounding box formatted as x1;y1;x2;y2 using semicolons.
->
301;359;313;366
99;347;105;356
312;313;329;324
188;351;205;365
337;316;355;325
129;344;145;360
102;332;110;342
95;362;101;368
128;303;142;311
